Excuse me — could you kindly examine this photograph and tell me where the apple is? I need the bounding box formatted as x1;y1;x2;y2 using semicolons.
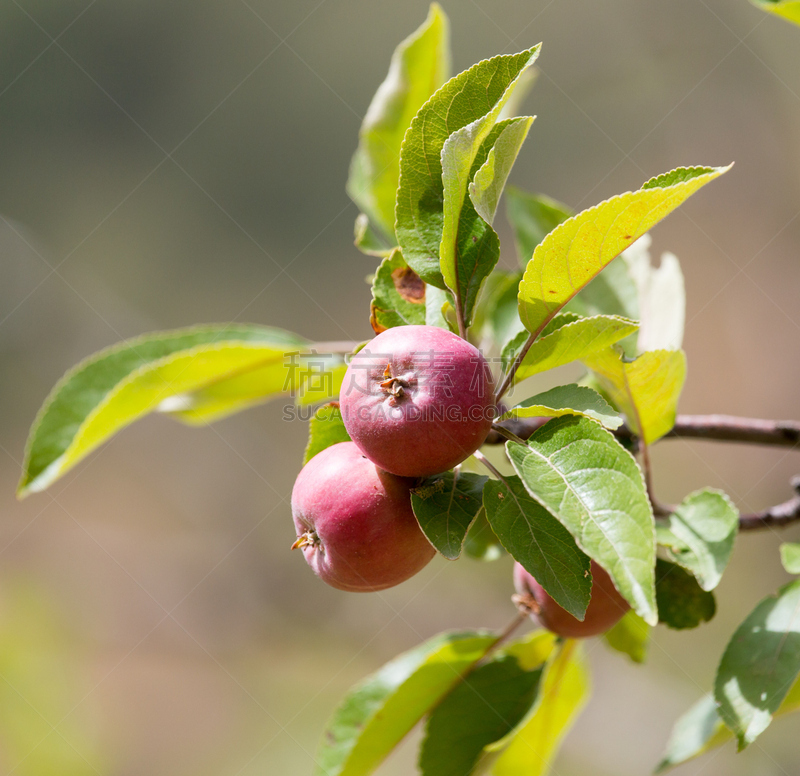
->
340;325;495;478
513;560;630;638
291;441;435;591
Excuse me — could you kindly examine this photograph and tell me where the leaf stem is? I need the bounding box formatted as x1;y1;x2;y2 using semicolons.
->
473;449;507;482
490;423;528;446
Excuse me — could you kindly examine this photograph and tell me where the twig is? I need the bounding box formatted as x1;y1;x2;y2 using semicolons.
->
739;480;800;530
473;449;506;482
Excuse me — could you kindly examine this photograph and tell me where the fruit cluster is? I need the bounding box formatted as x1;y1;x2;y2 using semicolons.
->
291;324;629;638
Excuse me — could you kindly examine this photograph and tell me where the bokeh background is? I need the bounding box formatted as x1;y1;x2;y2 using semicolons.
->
1;0;799;774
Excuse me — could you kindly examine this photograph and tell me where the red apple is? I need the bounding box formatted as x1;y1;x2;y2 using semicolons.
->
340;325;495;478
513;560;630;638
291;442;435;591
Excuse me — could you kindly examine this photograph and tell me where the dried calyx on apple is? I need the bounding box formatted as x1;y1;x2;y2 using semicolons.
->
291;441;435;591
340;325;496;478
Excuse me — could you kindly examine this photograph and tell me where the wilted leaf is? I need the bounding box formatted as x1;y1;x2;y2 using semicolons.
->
369;249;427;333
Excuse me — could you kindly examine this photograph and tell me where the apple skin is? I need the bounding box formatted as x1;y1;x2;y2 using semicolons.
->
291;442;435;592
340;325;495;478
513;560;630;638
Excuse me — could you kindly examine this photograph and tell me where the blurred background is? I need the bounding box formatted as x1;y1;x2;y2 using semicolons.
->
1;0;799;773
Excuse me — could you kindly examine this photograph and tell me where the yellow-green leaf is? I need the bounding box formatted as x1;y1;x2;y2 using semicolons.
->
750;0;800;26
584;347;687;445
490;640;590;776
518;165;730;336
347;3;450;239
19;325;310;496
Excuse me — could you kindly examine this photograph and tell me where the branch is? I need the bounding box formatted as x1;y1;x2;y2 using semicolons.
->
485;413;800;449
738;476;800;531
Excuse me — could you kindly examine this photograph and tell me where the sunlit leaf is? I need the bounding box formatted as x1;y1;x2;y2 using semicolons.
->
484;476;591;619
513;315;638;383
369;249;427;333
20;325;310;496
411;472;487;560
656;489;738;591
517;165;730;336
419;632;552;776
604;610;650;663
490;640;590;776
469;117;534;226
584;347;686;445
656;677;800;772
397;46;539;288
506;416;658;625
501;384;621;430
316;630;497;776
715;579;800;749
348;3;450;239
750;0;800;26
781;542;800;574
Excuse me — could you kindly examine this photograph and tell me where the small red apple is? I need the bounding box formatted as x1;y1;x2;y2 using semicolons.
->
513;560;630;638
291;442;435;591
340;325;495;478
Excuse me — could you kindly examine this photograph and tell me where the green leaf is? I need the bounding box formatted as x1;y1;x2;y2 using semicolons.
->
19;325;310;496
656;676;800;772
655;559;716;630
715;578;800;749
501;384;622;430
419;633;549;776
463;507;506;561
475;270;525;353
315;630;497;776
750;0;800;26
484;475;591;619
505;187;571;268
604;610;650;663
781;543;800;574
623;235;685;352
347;3;450;239
425;284;455;330
506;416;658;625
656;489;739;591
294;355;348;407
303;403;351;465
369;249;427;333
354;213;393;257
517;165;730;336
490;640;590;776
396;46;540;288
584;347;687;445
513;315;639;383
411;472;487;560
468;118;534;227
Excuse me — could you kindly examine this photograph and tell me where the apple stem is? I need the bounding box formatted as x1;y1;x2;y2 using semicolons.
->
473;449;507;483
